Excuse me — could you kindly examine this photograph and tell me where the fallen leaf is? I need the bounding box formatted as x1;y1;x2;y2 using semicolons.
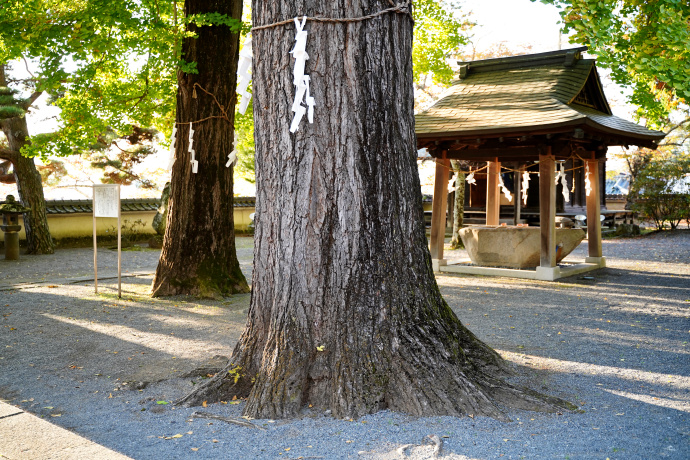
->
171;434;183;439
156;401;169;405
187;431;193;435
191;448;199;451
212;439;219;443
285;447;291;451
51;414;61;417
43;406;53;409
316;345;325;351
202;400;208;408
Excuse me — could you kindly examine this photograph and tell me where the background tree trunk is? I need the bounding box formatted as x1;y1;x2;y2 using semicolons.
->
151;0;249;297
178;0;573;419
0;67;55;255
450;160;465;249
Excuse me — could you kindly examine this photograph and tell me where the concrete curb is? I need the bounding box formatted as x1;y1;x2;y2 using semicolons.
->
0;400;131;459
0;271;155;292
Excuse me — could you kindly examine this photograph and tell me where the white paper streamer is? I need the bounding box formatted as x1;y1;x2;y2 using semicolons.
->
585;162;592;197
166;126;177;171
289;17;315;133
466;172;476;185
226;133;239;168
448;176;457;193
188;126;198;174
237;37;253;115
522;171;530;206
557;163;570;203
498;174;512;202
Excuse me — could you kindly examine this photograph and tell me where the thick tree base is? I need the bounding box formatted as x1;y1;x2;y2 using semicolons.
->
176;301;576;421
151;265;249;299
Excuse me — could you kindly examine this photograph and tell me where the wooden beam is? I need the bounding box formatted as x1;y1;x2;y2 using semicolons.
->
539;151;556;267
486;159;501;226
586;158;603;258
430;156;450;262
513;167;522;225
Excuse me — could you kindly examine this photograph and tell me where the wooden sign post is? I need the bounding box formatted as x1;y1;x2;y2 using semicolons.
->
93;184;121;298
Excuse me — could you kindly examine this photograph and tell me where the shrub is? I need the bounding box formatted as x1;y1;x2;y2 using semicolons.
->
630;155;690;230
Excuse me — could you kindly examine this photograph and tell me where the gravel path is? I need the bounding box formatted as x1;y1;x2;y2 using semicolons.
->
0;232;688;459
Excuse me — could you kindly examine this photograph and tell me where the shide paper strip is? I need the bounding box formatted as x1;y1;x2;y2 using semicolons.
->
226;133;239;168
290;17;315;133
237;37;253;115
188;126;198;174
585;162;592;197
466;172;476;185
557;163;570;203
166;126;177;171
522;171;530;206
498;174;512;202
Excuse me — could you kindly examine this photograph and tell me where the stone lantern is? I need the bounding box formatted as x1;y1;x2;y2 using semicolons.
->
0;195;31;260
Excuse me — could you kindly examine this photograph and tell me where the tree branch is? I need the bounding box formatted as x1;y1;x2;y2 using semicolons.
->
0;147;19;162
21;91;44;110
664;117;690;136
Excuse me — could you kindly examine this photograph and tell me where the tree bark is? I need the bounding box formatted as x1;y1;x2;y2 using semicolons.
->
151;0;249;298
0;67;55;255
450;160;465;249
178;0;574;419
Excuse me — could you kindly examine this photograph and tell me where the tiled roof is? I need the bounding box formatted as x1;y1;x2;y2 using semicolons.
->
44;199;160;214
415;49;665;145
0;197;256;214
233;196;256;207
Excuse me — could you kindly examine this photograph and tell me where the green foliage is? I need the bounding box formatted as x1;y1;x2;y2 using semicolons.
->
233;96;255;183
0;0;245;161
36;159;67;186
413;0;474;85
0;86;25;119
538;0;690;127
90;144;157;189
630;153;690;229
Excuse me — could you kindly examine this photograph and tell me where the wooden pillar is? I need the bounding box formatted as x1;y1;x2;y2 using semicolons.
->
539;150;556;268
486;159;501;226
513;167;522;225
430;155;449;266
586;157;603;259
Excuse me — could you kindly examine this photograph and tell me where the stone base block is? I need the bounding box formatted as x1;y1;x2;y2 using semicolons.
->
432;259;447;272
585;256;607;267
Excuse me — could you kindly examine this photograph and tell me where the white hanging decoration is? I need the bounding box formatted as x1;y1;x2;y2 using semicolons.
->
237;37;253;115
585;162;592;197
498;173;512;202
290;17;315;133
557;163;570;203
555;163;564;185
448;176;456;192
166;126;177;171
188;126;198;174
522;171;530;206
226;132;239;168
466;172;476;185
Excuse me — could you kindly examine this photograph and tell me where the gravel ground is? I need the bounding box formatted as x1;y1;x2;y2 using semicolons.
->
0;231;688;459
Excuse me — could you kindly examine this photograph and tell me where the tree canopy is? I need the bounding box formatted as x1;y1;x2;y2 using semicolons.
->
412;0;474;85
539;0;690;127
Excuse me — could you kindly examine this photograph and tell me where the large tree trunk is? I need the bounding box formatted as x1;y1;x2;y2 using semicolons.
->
178;0;573;419
151;0;249;298
0;67;55;255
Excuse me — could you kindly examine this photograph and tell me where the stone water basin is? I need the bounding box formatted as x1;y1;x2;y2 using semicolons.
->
459;226;586;269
